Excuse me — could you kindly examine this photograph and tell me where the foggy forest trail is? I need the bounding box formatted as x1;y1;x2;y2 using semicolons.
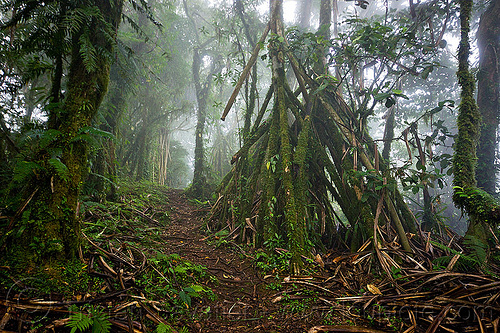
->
162;189;314;332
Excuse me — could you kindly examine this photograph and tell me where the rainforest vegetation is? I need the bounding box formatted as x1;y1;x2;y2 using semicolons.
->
1;0;500;332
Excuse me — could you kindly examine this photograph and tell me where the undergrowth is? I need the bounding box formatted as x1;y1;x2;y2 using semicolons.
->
0;181;217;332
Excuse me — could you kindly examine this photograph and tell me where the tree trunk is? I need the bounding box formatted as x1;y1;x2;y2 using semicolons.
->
476;0;500;195
235;0;258;143
298;0;312;31
90;64;126;200
191;48;211;198
12;0;123;267
313;0;331;76
454;0;500;246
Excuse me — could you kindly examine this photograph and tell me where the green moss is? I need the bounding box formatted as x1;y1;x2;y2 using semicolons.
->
0;258;101;296
263;97;281;241
294;116;311;243
453;0;500;237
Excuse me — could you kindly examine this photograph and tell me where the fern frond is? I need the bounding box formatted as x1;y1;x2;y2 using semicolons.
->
63;6;101;35
127;0;162;28
91;314;111;333
68;312;92;333
463;235;488;264
70;134;99;146
12;161;42;183
156;323;173;333
48;157;69;181
121;14;149;42
39;129;62;149
79;32;98;72
79;126;115;140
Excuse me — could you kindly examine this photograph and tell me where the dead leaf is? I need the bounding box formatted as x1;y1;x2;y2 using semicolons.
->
314;254;325;268
367;284;382;295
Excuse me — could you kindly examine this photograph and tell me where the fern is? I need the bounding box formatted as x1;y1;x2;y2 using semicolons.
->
463;235;488;265
63;6;102;35
12;161;42;183
39;129;62;149
430;238;490;273
68;312;92;333
48;157;69;181
156;323;173;333
79;31;98;72
71;126;115;147
67;305;111;333
79;126;115;140
91;314;111;333
70;134;99;146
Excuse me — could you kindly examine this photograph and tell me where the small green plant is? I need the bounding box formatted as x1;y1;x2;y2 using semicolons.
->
136;252;216;318
286;299;308;313
155;323;172;333
154;323;190;333
254;249;292;274
67;305;111;333
265;281;283;291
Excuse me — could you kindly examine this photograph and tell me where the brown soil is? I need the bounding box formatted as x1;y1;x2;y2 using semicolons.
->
163;189;322;333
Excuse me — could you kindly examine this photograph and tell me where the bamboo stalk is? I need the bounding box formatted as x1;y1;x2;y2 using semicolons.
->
221;23;270;121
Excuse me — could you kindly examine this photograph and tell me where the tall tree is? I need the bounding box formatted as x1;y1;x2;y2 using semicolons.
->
453;0;500;245
3;0;124;267
476;0;500;195
183;0;223;198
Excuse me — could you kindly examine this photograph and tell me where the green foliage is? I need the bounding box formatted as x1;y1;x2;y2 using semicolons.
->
155;324;189;333
71;126;115;146
12;161;43;183
137;252;215;314
254;249;292;275
48;157;69;181
430;237;491;273
0;259;102;297
67;305;111;333
155;323;173;333
463;234;488;265
453;186;500;223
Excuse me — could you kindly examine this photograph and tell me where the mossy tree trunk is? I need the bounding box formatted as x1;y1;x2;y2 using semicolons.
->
382;81;400;162
476;0;500;195
454;0;500;245
10;0;123;267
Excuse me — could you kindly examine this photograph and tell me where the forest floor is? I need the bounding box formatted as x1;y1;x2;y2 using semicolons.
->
2;185;500;333
161;188;329;332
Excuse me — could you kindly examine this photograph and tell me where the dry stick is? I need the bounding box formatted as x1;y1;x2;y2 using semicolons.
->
250;83;274;135
221;23;270;121
284;48;309;105
6;186;38;230
474;308;487;333
425;304;452;333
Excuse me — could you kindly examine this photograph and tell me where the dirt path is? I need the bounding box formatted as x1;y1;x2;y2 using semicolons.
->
161;189;316;333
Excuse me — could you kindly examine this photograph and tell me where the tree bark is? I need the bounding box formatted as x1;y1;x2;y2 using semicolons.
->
454;0;500;246
476;0;500;195
191;47;211;197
